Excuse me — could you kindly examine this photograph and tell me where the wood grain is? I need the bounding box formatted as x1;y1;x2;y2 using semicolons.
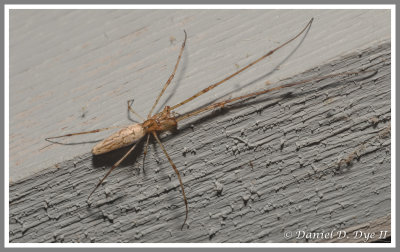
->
9;39;391;242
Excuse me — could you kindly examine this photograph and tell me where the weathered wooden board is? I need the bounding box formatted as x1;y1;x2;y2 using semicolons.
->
9;41;390;242
9;9;391;243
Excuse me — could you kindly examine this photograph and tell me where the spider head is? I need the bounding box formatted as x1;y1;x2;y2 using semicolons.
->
143;106;177;133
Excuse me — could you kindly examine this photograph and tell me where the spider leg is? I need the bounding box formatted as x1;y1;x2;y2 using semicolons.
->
176;69;377;122
127;99;145;121
142;134;151;174
170;18;314;111
152;132;188;230
45;125;126;142
148;31;187;118
88;138;143;200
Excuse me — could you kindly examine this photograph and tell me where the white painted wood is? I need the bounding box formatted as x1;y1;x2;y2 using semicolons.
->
10;9;390;182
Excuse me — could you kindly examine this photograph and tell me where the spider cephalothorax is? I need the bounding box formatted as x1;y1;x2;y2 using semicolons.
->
143;106;177;133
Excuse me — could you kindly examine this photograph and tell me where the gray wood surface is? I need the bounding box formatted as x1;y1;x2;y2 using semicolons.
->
9;9;391;243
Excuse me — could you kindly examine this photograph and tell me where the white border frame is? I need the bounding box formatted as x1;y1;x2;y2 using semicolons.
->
4;4;396;248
